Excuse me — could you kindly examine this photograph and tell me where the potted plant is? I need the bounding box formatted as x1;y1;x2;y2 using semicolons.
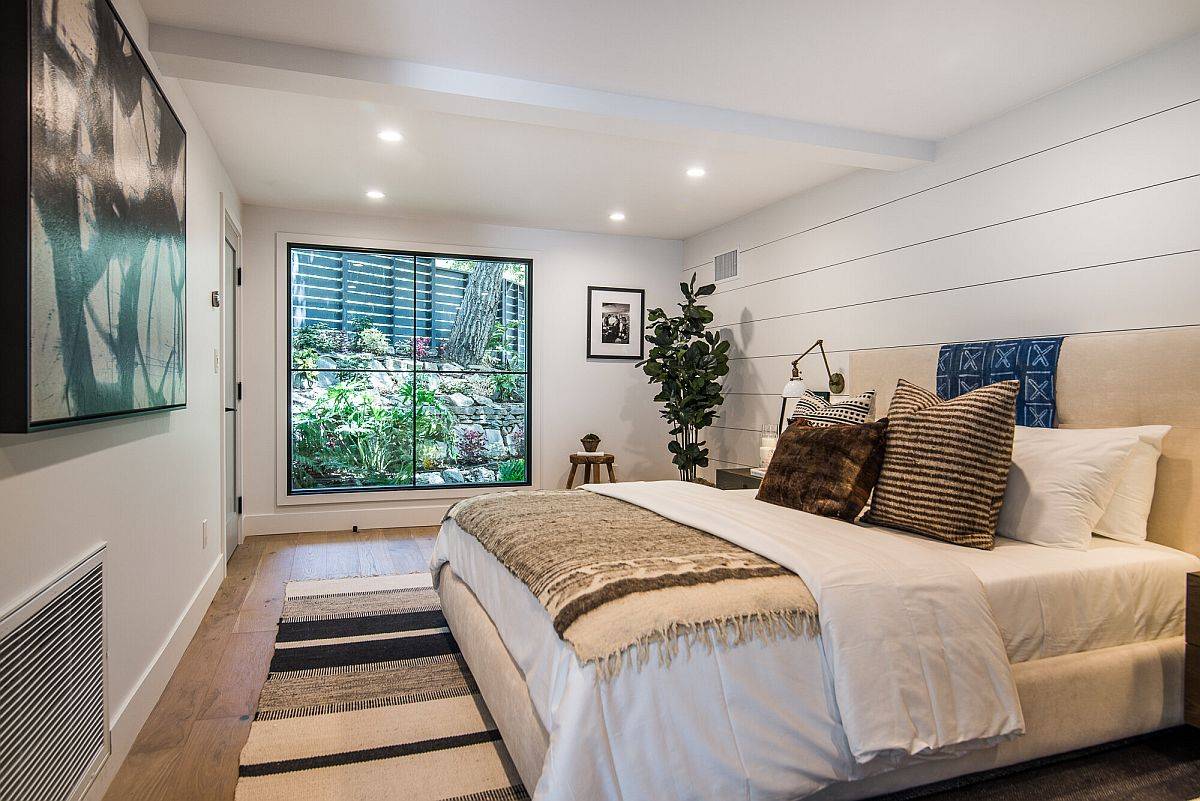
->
638;275;729;481
580;433;601;452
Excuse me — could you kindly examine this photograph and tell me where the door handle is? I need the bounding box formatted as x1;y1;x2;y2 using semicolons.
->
224;407;236;412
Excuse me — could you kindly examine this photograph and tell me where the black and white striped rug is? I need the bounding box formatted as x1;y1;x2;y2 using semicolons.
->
236;573;527;801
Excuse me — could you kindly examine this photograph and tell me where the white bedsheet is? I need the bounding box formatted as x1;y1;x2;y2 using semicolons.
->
929;524;1200;662
429;481;1178;801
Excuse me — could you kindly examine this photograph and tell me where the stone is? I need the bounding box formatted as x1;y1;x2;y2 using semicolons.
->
383;356;410;371
416;472;445;486
472;395;494;407
369;372;394;393
313;356;339;387
483;428;505;447
441;469;466;484
447;393;475;408
466;467;496;483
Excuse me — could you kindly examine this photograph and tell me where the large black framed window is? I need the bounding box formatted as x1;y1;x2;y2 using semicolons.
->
287;243;531;494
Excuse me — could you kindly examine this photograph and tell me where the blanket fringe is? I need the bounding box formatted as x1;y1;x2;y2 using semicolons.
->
590;608;820;680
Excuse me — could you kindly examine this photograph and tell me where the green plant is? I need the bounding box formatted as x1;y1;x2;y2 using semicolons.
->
291;385;415;488
413;376;455;442
293;323;348;355
354;325;392;357
293;347;319;382
291;377;455;489
485;321;519;368
489;372;523;402
333;353;373;387
498;458;526;482
436;376;472;396
638;275;729;481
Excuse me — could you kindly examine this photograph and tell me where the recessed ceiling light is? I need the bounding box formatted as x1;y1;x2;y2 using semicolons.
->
366;189;386;200
377;129;404;143
609;211;626;222
686;166;706;178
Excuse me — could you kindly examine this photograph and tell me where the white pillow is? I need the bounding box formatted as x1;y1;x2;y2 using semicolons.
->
1093;425;1171;543
996;426;1141;550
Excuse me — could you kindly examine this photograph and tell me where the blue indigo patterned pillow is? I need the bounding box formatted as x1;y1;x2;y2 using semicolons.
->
936;337;1064;427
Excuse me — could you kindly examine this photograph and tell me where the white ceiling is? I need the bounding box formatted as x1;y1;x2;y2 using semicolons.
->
177;80;855;239
144;0;1200;239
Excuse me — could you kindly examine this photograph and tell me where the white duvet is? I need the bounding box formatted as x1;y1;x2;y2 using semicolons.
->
431;481;1036;800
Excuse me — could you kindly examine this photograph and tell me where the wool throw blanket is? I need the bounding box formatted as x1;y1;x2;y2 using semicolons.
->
447;490;817;674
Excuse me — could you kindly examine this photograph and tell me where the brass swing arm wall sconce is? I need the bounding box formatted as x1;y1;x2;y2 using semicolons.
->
777;339;846;434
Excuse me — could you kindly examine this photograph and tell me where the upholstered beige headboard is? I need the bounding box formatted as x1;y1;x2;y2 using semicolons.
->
849;329;1200;554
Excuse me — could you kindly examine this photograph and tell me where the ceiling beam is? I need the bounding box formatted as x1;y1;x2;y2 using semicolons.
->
150;24;935;171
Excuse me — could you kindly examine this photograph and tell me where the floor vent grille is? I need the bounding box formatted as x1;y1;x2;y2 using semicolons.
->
714;249;738;282
0;547;107;801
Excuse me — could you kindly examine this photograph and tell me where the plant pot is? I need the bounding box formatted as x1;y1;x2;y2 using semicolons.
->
580;434;601;452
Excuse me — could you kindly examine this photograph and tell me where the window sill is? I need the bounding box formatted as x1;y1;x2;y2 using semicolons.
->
275;481;532;507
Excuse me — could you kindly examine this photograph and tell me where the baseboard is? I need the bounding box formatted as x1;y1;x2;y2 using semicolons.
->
83;554;226;801
243;502;453;536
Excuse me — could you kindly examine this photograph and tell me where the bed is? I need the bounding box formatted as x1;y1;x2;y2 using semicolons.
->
430;327;1200;800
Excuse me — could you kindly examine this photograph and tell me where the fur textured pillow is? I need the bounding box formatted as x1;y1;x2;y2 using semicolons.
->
756;419;889;521
864;379;1019;549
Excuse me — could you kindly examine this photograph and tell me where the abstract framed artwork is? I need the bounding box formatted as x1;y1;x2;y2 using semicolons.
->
586;286;645;360
1;0;187;432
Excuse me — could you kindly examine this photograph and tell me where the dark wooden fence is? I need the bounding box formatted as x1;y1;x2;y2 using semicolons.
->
291;248;526;364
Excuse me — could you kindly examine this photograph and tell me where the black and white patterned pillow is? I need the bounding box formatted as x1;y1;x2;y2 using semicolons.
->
789;390;875;428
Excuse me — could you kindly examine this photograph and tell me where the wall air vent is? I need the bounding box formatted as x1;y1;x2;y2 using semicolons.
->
0;547;108;801
714;250;738;282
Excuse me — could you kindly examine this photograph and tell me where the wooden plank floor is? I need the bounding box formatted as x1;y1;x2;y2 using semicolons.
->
102;526;439;801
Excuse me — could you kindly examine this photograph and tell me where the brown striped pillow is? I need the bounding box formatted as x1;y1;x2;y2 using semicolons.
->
864;379;1019;549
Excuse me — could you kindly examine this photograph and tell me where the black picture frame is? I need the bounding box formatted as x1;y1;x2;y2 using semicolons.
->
586;286;645;360
1;0;188;433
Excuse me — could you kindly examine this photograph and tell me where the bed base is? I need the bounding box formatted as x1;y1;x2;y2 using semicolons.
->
438;564;1185;800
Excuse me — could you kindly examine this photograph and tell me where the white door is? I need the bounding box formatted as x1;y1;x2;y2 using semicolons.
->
222;217;241;560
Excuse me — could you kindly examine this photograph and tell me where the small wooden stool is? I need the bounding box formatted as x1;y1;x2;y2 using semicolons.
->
566;453;617;488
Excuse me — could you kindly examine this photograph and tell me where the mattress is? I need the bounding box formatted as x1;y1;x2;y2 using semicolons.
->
940;528;1197;662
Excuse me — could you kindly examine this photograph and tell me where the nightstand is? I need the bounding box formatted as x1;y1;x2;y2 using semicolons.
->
715;468;763;491
1187;572;1200;727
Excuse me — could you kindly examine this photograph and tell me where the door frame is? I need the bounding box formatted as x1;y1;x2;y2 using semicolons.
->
220;200;243;559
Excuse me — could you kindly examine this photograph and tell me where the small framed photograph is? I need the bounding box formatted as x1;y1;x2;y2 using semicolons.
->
587;286;645;360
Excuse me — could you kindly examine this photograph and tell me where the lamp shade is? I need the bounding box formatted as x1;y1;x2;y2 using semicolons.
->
781;378;808;398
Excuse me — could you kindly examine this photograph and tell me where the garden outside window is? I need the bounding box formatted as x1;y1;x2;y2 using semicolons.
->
288;244;531;494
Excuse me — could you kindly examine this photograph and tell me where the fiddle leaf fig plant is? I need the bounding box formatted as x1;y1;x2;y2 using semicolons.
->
638;275;730;481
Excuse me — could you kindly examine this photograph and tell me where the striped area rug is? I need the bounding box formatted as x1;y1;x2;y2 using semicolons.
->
236;572;527;801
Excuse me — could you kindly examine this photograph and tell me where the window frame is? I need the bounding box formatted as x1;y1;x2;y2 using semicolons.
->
282;238;533;499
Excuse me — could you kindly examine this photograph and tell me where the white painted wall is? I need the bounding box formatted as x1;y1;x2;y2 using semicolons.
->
239;205;682;534
683;34;1200;477
0;1;241;797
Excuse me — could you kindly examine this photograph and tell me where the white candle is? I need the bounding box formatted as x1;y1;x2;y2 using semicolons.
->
759;445;775;468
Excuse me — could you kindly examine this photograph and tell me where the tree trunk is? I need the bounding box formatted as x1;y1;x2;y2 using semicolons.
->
445;261;504;366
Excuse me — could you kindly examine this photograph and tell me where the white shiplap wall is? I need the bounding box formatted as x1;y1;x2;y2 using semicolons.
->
683;34;1200;476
